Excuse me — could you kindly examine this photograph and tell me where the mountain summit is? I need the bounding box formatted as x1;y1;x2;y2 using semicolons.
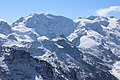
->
12;13;75;39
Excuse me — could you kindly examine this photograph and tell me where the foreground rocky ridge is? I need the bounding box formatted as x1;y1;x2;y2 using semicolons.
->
0;46;118;80
0;13;120;80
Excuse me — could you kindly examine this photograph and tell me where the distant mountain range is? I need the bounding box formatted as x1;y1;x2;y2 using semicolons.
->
0;13;120;80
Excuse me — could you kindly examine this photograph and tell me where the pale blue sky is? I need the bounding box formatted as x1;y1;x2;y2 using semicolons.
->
0;0;120;23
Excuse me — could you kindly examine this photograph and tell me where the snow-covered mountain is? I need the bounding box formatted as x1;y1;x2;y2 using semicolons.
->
0;13;120;80
12;13;75;39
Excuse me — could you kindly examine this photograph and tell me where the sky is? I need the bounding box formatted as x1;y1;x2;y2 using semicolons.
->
0;0;120;24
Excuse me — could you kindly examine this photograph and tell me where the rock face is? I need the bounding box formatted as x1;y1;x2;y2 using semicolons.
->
0;46;54;80
0;13;120;80
0;21;12;35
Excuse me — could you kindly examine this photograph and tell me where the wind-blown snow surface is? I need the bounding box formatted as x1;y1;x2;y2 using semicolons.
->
0;13;120;80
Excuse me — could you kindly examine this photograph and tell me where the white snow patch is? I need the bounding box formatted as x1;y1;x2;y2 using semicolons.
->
79;30;100;48
80;36;99;48
55;43;64;48
12;25;34;32
0;34;7;39
111;61;120;80
3;41;24;47
37;36;49;41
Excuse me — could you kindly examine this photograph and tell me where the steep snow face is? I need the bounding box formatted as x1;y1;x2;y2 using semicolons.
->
12;13;75;39
0;21;12;35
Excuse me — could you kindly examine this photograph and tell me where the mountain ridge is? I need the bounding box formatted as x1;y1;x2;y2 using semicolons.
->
0;13;120;80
